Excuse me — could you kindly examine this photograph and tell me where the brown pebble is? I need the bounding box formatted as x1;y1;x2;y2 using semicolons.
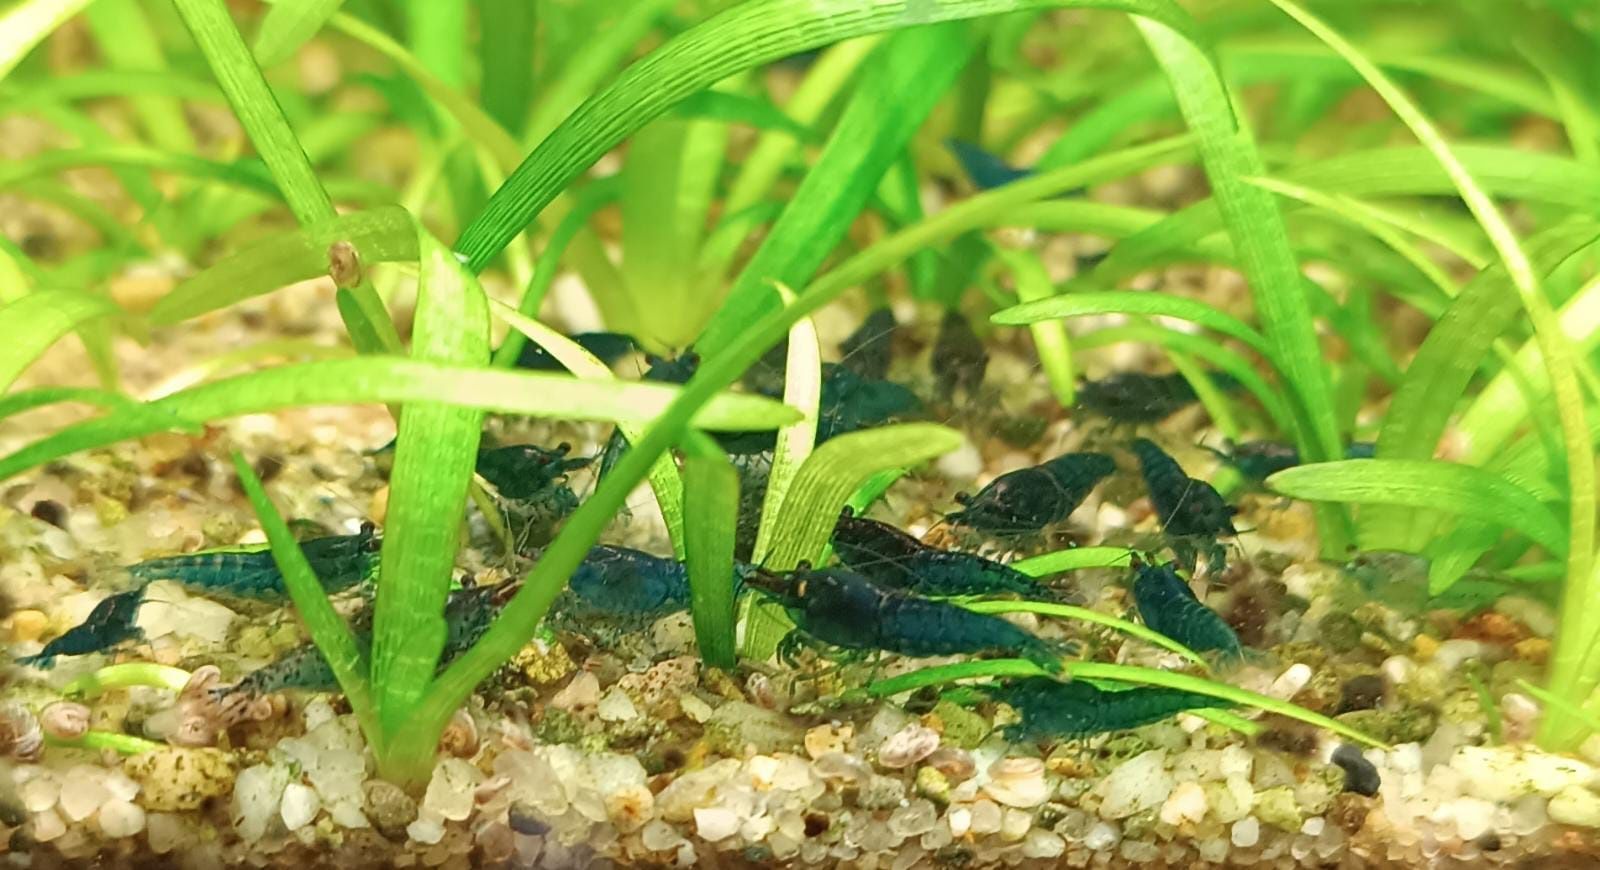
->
6;610;48;644
1513;637;1550;665
1454;611;1528;646
1328;793;1376;834
1337;674;1386;714
28;499;66;529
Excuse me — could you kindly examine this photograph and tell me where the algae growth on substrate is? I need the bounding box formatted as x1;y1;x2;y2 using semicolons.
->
3;0;1600;867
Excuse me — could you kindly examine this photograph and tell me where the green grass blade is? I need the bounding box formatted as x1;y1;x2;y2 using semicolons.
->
1012;547;1135;575
1135;19;1343;523
0;359;799;484
453;0;1200;275
698;23;976;355
478;0;536;135
682;438;742;670
722;36;878;218
521;0;676;147
369;232;488;755
1267;459;1567;556
149;206;417;325
1268;0;1599;748
488;298;688;555
0;0;93;82
1456;272;1600;467
962;600;1209;669
764;423;964;571
83;0;195;152
0;290;120;393
751;293;822;566
994;288;1271;356
996;249;1075;406
866;659;1387;749
253;0;348;66
232;453;378;743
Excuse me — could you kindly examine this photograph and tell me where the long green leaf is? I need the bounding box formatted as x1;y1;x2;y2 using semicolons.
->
867;659;1387;748
994;288;1271;356
232;453;378;743
765;424;964;571
0;290;120;393
995;249;1076;406
83;0;195;153
369;232;488;754
150;206;418;325
682;439;741;670
962;600;1208;669
697;23;975;354
0;359;799;484
1012;546;1134;575
751;294;822;566
254;0;348;66
452;0;1199;275
1268;460;1567;556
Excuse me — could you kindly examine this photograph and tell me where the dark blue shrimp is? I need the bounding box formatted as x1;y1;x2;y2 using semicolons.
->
831;508;1063;600
475;442;591;502
750;568;1065;672
511;332;637;372
230;583;512;695
1208;439;1377;484
1130;438;1237;543
946;140;1034;190
991;677;1234;740
562;545;693;617
1131;560;1243;661
731;450;773;562
1078;371;1242;425
17;589;146;667
816;364;923;444
127;523;381;598
932;310;988;401
839;308;897;381
947;452;1116;537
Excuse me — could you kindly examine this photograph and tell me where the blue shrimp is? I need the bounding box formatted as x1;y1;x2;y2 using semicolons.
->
127;523;380;598
991;677;1234;740
749;568;1066;672
1131;560;1243;661
475;442;591;502
947;452;1116;537
838;308;897;381
831;508;1066;600
1078;371;1242;425
1130;438;1237;571
16;589;146;668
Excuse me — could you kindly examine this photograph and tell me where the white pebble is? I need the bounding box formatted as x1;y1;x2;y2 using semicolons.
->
1300;817;1325;837
279;783;321;831
1230;817;1260;848
693;806;741;841
1021;829;1066;859
551;671;600;710
1434;639;1486;672
1082;821;1119;850
1219;745;1254;780
407;813;445;845
1501;693;1540;726
1097;750;1172;819
1548;786;1600;828
102;769;140;803
1160;781;1208;826
597;688;639;722
969;799;1003;835
97;799;146;837
1268;664;1313;700
1381;655;1416;686
30;809;66;842
1452;797;1496;841
145;813;188;854
57;765;110;822
642;819;685;851
1000;807;1032;842
19;775;59;813
947;806;972;838
422;758;482;822
233;764;290;843
879;724;941;769
982;757;1050;808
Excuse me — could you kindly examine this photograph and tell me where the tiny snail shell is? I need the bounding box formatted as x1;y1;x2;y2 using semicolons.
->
39;701;91;740
169;715;218;748
439;709;479;758
1;703;43;761
180;665;223;701
327;241;363;289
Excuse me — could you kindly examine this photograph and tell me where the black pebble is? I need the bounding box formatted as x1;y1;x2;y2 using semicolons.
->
28;499;66;529
1337;674;1387;714
508;804;551;836
1332;743;1381;796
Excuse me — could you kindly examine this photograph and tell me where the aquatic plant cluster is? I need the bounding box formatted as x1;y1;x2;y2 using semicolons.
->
2;0;1600;866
